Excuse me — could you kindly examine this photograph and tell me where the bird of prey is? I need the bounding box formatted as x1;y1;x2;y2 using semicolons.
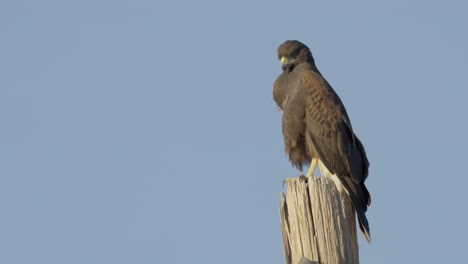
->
272;40;371;242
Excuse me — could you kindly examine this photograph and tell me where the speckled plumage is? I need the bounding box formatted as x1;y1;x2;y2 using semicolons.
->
273;40;372;242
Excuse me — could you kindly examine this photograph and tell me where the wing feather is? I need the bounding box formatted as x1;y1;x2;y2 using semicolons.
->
300;70;368;184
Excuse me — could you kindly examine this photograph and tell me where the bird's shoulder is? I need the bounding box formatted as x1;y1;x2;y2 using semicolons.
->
298;68;351;132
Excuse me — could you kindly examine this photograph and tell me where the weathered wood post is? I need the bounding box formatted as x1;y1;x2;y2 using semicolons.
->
280;177;359;264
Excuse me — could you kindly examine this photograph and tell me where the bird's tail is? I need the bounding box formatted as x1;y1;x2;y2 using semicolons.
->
317;161;371;242
358;212;371;243
340;178;372;243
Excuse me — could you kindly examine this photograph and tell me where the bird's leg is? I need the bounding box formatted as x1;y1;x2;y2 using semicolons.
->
306;158;317;177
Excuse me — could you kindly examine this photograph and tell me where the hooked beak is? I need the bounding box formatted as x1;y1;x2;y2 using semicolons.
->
280;56;290;71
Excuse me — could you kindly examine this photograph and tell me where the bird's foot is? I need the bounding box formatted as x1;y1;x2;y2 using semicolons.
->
298;174;309;183
282;174;309;189
306;158;318;177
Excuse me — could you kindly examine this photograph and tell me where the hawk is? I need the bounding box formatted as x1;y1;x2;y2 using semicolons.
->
273;40;371;242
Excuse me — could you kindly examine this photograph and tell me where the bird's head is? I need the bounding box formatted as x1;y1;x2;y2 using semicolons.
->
277;40;315;72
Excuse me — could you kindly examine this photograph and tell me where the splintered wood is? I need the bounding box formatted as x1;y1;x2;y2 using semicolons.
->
280;177;359;264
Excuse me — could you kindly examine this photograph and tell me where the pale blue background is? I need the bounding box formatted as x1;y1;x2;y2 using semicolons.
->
1;1;467;263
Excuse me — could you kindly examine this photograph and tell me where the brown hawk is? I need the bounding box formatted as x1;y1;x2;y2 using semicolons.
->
273;40;371;242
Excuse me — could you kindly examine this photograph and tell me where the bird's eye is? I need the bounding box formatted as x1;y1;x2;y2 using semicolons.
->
290;49;299;58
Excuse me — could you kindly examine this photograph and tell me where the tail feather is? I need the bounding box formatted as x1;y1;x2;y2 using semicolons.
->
357;213;372;243
317;160;371;242
340;177;372;243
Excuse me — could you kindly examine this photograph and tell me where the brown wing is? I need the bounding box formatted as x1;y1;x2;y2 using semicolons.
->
301;70;368;183
301;70;371;241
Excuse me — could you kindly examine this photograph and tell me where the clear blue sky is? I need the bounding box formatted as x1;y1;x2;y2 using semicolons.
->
1;1;467;263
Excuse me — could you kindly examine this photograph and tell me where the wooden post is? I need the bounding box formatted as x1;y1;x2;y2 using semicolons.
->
280;177;359;264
